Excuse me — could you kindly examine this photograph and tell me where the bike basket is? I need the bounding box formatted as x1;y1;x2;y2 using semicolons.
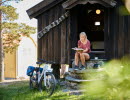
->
26;66;35;76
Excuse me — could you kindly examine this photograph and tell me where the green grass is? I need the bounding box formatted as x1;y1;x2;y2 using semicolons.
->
0;81;84;100
3;55;130;100
0;80;119;100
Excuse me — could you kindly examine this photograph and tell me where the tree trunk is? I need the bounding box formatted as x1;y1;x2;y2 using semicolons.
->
0;0;4;82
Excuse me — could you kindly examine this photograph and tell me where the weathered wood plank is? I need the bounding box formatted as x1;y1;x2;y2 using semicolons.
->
45;11;49;61
61;18;66;63
48;9;53;61
66;16;71;64
57;4;63;63
53;6;59;63
37;16;42;59
42;13;47;60
63;19;68;64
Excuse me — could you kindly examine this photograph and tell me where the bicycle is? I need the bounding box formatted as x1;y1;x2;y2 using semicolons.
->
27;58;56;97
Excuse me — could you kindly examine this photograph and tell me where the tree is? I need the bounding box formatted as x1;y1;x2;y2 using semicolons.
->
0;0;3;82
2;22;36;53
0;0;36;82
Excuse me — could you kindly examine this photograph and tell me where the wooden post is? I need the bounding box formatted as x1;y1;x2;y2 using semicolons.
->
51;64;60;80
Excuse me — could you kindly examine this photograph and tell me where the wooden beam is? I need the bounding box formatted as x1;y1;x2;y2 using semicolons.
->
62;0;117;9
38;11;70;39
62;0;77;9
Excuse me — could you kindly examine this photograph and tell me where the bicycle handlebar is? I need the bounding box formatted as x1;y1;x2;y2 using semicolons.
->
37;58;56;64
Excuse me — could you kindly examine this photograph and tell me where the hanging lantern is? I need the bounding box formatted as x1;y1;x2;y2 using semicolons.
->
96;9;101;14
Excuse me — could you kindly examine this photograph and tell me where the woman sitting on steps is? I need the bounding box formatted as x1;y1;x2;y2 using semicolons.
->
74;32;91;70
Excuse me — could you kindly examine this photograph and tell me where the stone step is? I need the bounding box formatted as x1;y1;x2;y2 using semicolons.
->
90;59;107;61
72;60;106;68
68;68;104;74
63;89;85;95
65;76;99;83
71;58;107;62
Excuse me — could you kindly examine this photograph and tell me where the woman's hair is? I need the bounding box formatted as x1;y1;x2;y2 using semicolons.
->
79;32;87;38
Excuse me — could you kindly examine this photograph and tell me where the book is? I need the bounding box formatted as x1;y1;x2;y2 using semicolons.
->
72;47;84;51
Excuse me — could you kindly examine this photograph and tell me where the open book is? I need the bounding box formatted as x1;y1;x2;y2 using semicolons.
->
72;47;84;51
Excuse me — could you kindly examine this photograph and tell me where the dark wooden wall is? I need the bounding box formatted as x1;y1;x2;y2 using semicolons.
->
105;0;130;60
37;2;71;64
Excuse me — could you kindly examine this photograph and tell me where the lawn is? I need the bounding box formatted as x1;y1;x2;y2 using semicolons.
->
3;57;130;100
0;81;85;100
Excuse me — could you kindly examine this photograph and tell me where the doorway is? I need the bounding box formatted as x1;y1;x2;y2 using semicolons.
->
77;3;105;51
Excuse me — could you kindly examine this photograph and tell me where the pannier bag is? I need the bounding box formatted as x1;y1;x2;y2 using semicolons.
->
26;66;35;76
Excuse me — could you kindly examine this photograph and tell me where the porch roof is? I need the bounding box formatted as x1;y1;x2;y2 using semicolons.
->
62;0;117;9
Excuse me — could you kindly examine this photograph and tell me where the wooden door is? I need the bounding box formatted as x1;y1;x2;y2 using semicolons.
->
4;51;16;79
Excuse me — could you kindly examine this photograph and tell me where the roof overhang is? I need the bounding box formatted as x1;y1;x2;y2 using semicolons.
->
27;0;64;19
62;0;117;9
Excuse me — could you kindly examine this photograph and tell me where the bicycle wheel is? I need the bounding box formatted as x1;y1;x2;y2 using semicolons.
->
39;73;56;97
29;74;37;89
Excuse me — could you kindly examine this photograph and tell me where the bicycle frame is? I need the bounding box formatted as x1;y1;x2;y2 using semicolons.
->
38;64;53;86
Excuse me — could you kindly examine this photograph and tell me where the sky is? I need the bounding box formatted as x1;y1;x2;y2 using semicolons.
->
11;0;43;40
11;0;43;27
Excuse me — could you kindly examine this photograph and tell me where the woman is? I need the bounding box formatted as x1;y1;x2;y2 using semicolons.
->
74;32;91;70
